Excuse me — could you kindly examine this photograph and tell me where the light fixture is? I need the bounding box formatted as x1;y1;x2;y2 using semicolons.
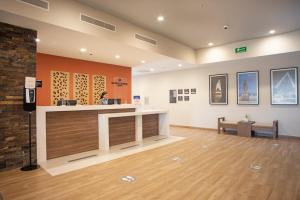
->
157;15;165;22
141;60;146;64
35;38;40;42
178;64;182;67
150;68;154;72
208;42;214;46
115;54;120;59
269;29;276;34
223;25;229;30
80;48;87;53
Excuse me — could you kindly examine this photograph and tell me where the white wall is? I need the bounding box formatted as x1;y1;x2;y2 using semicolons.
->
196;30;300;64
133;51;300;137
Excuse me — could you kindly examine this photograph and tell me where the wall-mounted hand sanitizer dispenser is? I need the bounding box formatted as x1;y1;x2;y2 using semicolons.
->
25;88;35;103
23;77;36;112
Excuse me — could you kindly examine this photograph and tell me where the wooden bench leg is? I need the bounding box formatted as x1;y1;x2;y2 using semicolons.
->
273;120;279;139
218;117;225;134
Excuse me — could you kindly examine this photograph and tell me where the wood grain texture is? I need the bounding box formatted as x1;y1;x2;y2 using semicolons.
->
109;116;136;146
0;127;299;200
237;121;253;137
46;108;136;159
98;108;135;114
46;111;99;159
142;114;159;138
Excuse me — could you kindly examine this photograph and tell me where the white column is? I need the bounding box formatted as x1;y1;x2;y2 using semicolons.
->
36;109;47;164
135;115;143;142
98;115;110;151
159;112;170;137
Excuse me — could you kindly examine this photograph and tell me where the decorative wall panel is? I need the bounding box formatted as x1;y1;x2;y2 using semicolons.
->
73;73;89;105
50;71;70;105
93;75;106;104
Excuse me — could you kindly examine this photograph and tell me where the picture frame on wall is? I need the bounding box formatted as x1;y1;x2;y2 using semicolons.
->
169;89;177;103
209;74;228;105
237;71;259;105
184;96;189;101
184;89;189;94
270;67;298;105
178;89;183;95
191;88;196;94
178;96;183;101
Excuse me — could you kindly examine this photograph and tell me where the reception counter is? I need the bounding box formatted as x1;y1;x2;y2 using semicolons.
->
36;105;169;164
99;109;169;151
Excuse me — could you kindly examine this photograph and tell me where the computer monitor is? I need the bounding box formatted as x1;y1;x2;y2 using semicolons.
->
57;100;64;106
67;100;77;106
108;99;121;105
57;100;77;106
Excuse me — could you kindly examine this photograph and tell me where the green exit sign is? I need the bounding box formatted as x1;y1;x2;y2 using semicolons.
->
235;46;247;53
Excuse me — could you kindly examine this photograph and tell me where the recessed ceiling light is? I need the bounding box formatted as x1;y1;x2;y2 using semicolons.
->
269;30;276;34
141;60;146;64
208;42;214;46
157;15;164;22
150;68;154;72
115;54;120;59
35;38;40;42
178;64;182;67
80;48;87;52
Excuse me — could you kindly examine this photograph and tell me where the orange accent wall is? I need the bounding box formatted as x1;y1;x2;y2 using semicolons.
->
36;53;132;106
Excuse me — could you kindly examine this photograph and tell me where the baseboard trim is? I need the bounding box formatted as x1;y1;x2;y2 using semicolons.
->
170;125;300;139
170;124;217;131
278;135;300;140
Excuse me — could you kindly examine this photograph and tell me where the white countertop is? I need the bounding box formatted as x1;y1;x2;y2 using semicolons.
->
98;109;168;118
37;104;138;112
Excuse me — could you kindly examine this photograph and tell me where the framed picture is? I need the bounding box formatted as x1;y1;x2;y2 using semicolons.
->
184;96;189;101
178;89;183;95
271;67;298;105
237;71;259;105
133;95;141;104
169;89;177;103
178;96;183;101
184;89;189;94
191;88;196;94
209;74;228;105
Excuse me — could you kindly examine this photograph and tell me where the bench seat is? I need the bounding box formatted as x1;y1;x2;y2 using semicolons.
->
218;117;278;139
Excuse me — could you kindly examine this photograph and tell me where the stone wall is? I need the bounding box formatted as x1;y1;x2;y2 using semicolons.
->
0;22;37;171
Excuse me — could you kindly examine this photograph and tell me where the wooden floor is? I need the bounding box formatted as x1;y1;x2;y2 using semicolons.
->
0;127;299;200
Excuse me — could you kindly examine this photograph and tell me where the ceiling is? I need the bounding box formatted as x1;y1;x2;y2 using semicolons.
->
0;11;173;68
0;10;195;75
132;59;196;76
77;0;300;49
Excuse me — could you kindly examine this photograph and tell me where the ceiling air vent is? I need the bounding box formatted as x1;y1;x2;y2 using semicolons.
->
135;33;157;45
80;14;116;32
17;0;49;10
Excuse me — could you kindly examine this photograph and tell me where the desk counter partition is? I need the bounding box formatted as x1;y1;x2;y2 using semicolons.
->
36;105;169;163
